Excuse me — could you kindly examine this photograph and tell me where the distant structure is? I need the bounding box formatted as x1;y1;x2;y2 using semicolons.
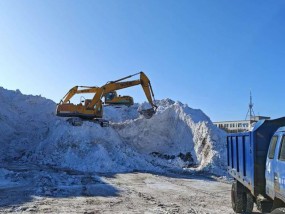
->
245;91;255;122
213;92;270;133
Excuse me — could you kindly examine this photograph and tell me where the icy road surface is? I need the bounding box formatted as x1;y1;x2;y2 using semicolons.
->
0;163;237;214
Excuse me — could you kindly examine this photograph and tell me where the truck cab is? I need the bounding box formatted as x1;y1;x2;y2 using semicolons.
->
266;127;285;203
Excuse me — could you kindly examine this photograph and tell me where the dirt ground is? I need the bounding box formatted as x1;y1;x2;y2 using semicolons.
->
0;163;260;214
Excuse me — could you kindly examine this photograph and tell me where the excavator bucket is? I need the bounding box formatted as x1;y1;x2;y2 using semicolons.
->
139;108;156;119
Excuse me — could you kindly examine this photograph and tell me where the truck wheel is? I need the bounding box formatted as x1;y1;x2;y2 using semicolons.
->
231;181;244;213
244;191;254;213
256;197;273;213
271;207;285;213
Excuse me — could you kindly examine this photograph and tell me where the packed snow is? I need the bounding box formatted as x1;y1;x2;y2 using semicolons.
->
0;87;227;175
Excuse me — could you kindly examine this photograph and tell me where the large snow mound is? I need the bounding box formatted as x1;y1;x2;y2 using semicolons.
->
0;87;227;175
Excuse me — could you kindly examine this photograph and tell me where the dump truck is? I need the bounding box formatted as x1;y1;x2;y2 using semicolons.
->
227;117;285;213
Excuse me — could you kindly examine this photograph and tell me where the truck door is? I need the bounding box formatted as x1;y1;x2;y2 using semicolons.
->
275;134;285;202
266;135;279;199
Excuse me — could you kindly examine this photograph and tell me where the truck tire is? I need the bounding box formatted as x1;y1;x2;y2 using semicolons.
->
271;207;285;213
231;181;254;213
244;191;254;213
231;181;244;213
256;197;273;213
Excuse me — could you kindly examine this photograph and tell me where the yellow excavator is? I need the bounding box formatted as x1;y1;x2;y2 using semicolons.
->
56;72;157;126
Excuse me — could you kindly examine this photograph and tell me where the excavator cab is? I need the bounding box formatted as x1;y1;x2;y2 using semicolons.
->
84;99;92;108
105;91;116;101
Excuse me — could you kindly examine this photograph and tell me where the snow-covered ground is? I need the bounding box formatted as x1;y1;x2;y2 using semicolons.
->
0;166;237;214
0;87;227;175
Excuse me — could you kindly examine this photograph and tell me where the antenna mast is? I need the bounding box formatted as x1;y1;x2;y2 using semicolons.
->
245;91;255;122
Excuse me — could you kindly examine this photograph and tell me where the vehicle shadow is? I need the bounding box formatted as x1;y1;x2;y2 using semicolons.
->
100;168;219;182
0;163;120;208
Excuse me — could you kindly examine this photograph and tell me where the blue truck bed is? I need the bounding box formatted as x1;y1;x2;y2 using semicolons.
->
227;117;285;196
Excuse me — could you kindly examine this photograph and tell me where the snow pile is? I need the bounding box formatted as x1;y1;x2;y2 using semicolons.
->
31;121;160;172
0;168;14;186
103;104;140;122
113;99;227;173
0;88;55;162
0;87;227;175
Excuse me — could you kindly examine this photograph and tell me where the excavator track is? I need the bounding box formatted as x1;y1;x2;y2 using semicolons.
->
66;118;109;127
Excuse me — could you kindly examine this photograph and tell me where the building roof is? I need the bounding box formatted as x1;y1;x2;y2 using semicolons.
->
213;120;250;123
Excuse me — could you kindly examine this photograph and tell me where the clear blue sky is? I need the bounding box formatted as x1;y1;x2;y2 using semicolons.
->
1;0;285;121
